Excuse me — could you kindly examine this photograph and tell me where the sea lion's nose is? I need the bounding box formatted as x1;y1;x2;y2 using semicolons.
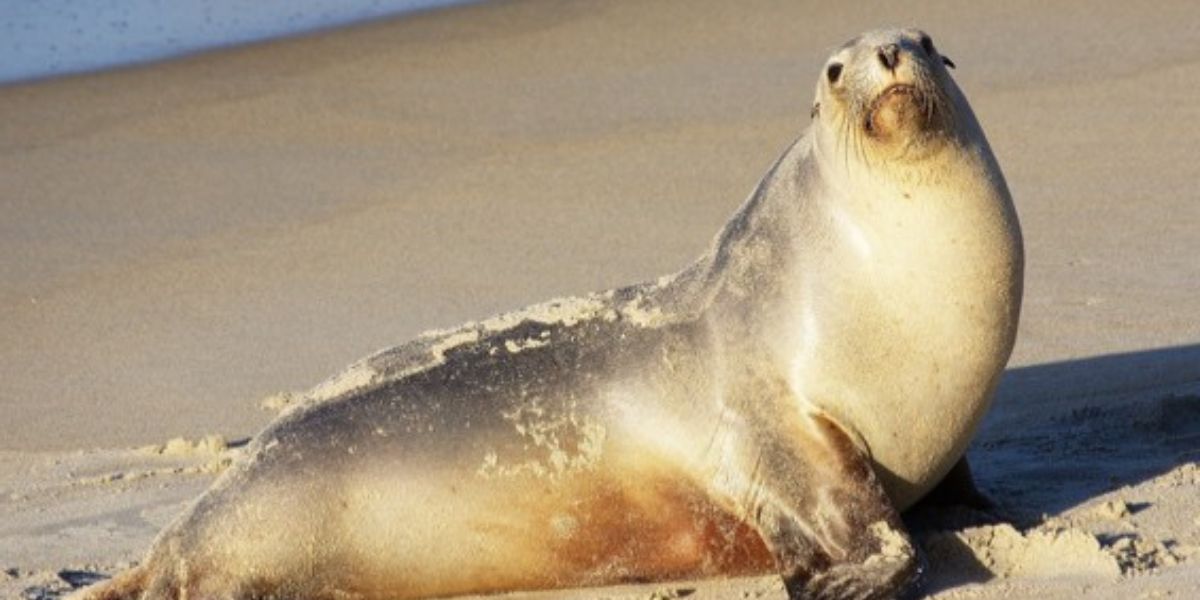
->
877;43;900;71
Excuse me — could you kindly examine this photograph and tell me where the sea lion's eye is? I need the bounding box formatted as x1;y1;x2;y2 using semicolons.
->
826;63;843;84
919;35;934;55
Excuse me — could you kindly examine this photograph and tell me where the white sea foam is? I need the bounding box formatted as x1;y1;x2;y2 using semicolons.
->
0;0;478;84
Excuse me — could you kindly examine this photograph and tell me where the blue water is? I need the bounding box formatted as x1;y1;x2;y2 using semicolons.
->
0;0;474;84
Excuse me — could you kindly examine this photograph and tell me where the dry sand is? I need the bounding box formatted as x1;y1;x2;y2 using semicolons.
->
2;0;1199;598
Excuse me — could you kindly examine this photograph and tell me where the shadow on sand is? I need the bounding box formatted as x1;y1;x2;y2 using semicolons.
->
907;343;1200;593
975;342;1200;519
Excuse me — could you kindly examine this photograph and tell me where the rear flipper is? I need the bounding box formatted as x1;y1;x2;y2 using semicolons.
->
919;455;994;511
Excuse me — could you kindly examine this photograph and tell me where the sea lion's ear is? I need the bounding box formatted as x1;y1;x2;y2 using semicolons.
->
941;55;956;69
810;102;820;119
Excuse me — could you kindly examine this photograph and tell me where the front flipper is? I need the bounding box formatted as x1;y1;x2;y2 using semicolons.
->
721;393;920;599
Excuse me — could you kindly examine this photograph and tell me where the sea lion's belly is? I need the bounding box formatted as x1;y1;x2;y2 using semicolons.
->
333;445;775;598
251;386;774;598
225;315;776;596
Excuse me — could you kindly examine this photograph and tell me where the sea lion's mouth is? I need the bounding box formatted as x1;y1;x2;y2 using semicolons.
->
877;84;918;102
864;84;931;138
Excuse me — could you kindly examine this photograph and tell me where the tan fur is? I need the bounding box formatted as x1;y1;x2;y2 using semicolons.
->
72;28;1019;600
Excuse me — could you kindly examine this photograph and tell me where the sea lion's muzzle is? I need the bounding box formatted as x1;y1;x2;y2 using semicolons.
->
859;37;949;142
865;82;932;139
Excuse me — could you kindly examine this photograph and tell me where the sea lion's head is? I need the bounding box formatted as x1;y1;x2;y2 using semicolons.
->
811;28;963;163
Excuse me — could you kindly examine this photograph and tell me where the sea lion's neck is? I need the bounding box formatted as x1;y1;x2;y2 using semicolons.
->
665;135;816;329
665;121;1018;337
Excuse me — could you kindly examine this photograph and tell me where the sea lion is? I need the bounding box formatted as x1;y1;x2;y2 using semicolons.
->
73;27;1022;600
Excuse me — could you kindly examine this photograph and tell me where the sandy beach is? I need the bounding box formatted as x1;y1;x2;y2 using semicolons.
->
2;0;1198;598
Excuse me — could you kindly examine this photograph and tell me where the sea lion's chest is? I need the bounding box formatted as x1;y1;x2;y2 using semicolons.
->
789;182;1022;507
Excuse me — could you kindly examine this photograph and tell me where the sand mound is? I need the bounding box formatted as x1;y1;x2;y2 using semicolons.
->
138;434;228;457
925;523;1120;581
